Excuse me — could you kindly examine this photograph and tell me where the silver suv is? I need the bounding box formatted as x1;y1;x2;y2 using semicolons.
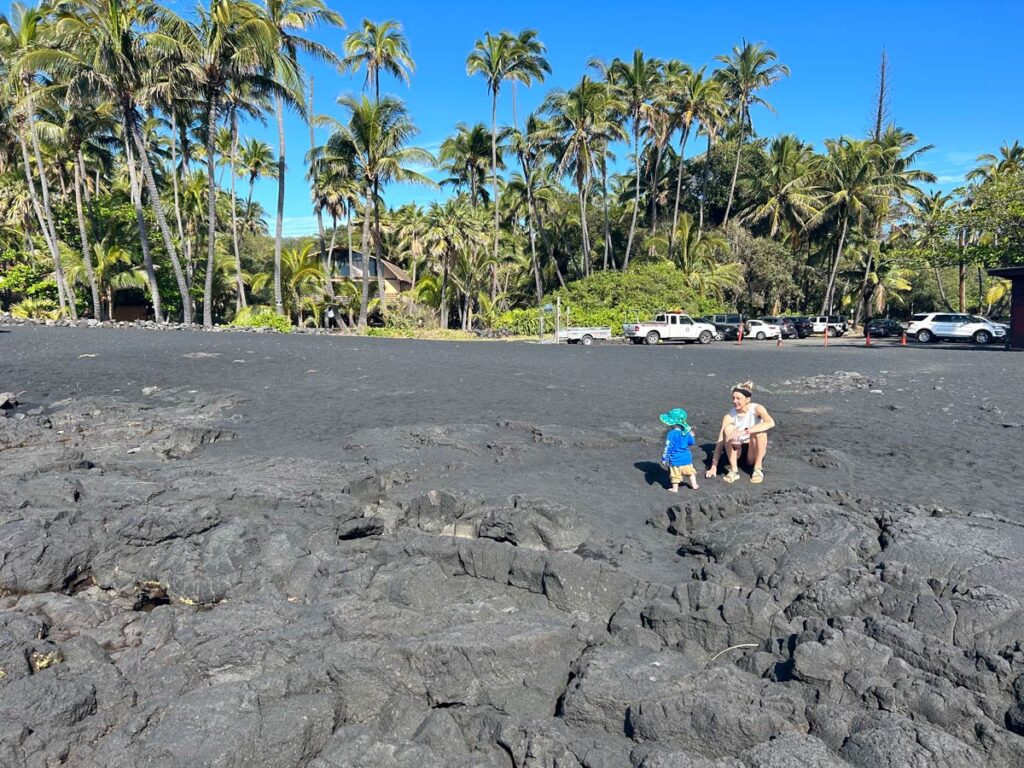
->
906;312;1006;345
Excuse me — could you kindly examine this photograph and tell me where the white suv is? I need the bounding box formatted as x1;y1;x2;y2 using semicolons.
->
744;319;782;340
906;312;1006;345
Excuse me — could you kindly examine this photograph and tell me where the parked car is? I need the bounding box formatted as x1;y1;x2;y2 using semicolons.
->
784;316;814;338
863;318;904;338
906;313;1006;345
759;316;799;339
699;317;738;341
623;312;717;345
744;319;782;340
808;315;846;336
557;326;612;345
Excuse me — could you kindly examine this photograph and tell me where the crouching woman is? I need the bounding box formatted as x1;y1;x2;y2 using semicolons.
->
705;381;775;484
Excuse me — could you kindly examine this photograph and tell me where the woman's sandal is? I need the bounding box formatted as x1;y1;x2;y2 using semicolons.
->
750;468;765;484
722;470;741;484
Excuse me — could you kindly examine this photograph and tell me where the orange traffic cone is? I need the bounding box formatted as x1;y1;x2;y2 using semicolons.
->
865;331;871;347
737;325;743;345
823;328;829;347
776;335;782;348
900;332;907;346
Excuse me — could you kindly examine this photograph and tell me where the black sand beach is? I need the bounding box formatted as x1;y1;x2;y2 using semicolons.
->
3;325;1024;766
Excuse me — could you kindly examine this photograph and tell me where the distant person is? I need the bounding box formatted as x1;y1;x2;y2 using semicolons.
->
705;381;775;484
326;306;337;329
660;408;699;493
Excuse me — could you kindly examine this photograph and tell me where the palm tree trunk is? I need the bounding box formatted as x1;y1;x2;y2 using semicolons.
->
29;115;76;319
128;110;191;324
698;134;713;236
203;96;219;328
932;264;953;310
822;212;849;315
958;258;966;312
490;91;500;300
577;182;591;277
373;179;386;314
439;248;450;330
170;111;189;268
622;122;642;270
723;106;745;225
122;132;162;322
357;191;372;331
18;134;67;314
669;125;691;258
601;151;613;270
73;155;102;319
273;93;286;315
229;111;246;310
309;77;334;301
527;187;543;303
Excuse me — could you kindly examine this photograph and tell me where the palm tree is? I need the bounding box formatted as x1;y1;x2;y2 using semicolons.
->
544;76;620;277
185;0;281;326
813;137;891;314
438;122;494;205
422;196;487;329
667;67;722;254
910;190;955;310
740;134;819;241
342;18;414;303
608;49;661;269
507;114;555;302
967;140;1024;182
40;0;193;322
466;29;550;296
1;2;76;317
341;19;414;103
263;0;343;315
714;40;790;225
320;94;434;330
645;212;740;302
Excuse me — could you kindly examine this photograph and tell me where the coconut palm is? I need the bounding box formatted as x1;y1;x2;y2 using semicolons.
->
544;76;622;277
812;137;892;314
438;122;496;205
37;0;194;322
967;140;1024;182
608;49;662;269
422;195;488;329
1;2;76;317
183;0;281;326
341;19;414;103
740;134;819;241
320;94;434;330
715;40;789;225
263;0;343;315
466;29;550;296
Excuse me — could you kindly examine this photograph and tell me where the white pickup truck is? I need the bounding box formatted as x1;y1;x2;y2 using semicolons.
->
557;326;612;345
623;312;717;345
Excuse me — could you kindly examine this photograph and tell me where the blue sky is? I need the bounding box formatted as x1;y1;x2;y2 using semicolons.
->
19;0;1024;234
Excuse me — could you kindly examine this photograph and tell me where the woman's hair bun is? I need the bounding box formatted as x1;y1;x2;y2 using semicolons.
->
734;380;754;392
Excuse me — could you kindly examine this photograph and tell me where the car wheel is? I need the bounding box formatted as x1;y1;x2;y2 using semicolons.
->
645;331;660;345
973;330;991;345
581;334;593;346
698;330;712;344
756;332;766;340
916;329;933;343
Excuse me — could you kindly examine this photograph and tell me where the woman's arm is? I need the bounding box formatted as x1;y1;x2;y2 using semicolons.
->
749;404;775;434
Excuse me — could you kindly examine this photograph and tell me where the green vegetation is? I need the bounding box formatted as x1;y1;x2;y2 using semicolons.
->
1;9;1021;330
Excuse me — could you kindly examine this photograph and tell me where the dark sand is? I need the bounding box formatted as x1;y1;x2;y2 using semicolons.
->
2;325;1023;767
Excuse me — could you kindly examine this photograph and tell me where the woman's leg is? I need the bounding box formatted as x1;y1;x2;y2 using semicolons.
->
747;433;767;470
723;426;742;473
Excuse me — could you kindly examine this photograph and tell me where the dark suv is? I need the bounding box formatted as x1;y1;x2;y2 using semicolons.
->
700;317;739;340
759;316;799;339
783;317;813;338
863;318;904;338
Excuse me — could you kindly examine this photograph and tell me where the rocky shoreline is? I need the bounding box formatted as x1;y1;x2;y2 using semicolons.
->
2;325;1023;767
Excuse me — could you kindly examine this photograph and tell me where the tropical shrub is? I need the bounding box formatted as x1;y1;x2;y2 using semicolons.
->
494;263;726;335
11;297;60;320
229;306;292;333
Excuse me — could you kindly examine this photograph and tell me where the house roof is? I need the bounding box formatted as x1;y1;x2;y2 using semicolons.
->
988;266;1024;279
329;247;411;285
